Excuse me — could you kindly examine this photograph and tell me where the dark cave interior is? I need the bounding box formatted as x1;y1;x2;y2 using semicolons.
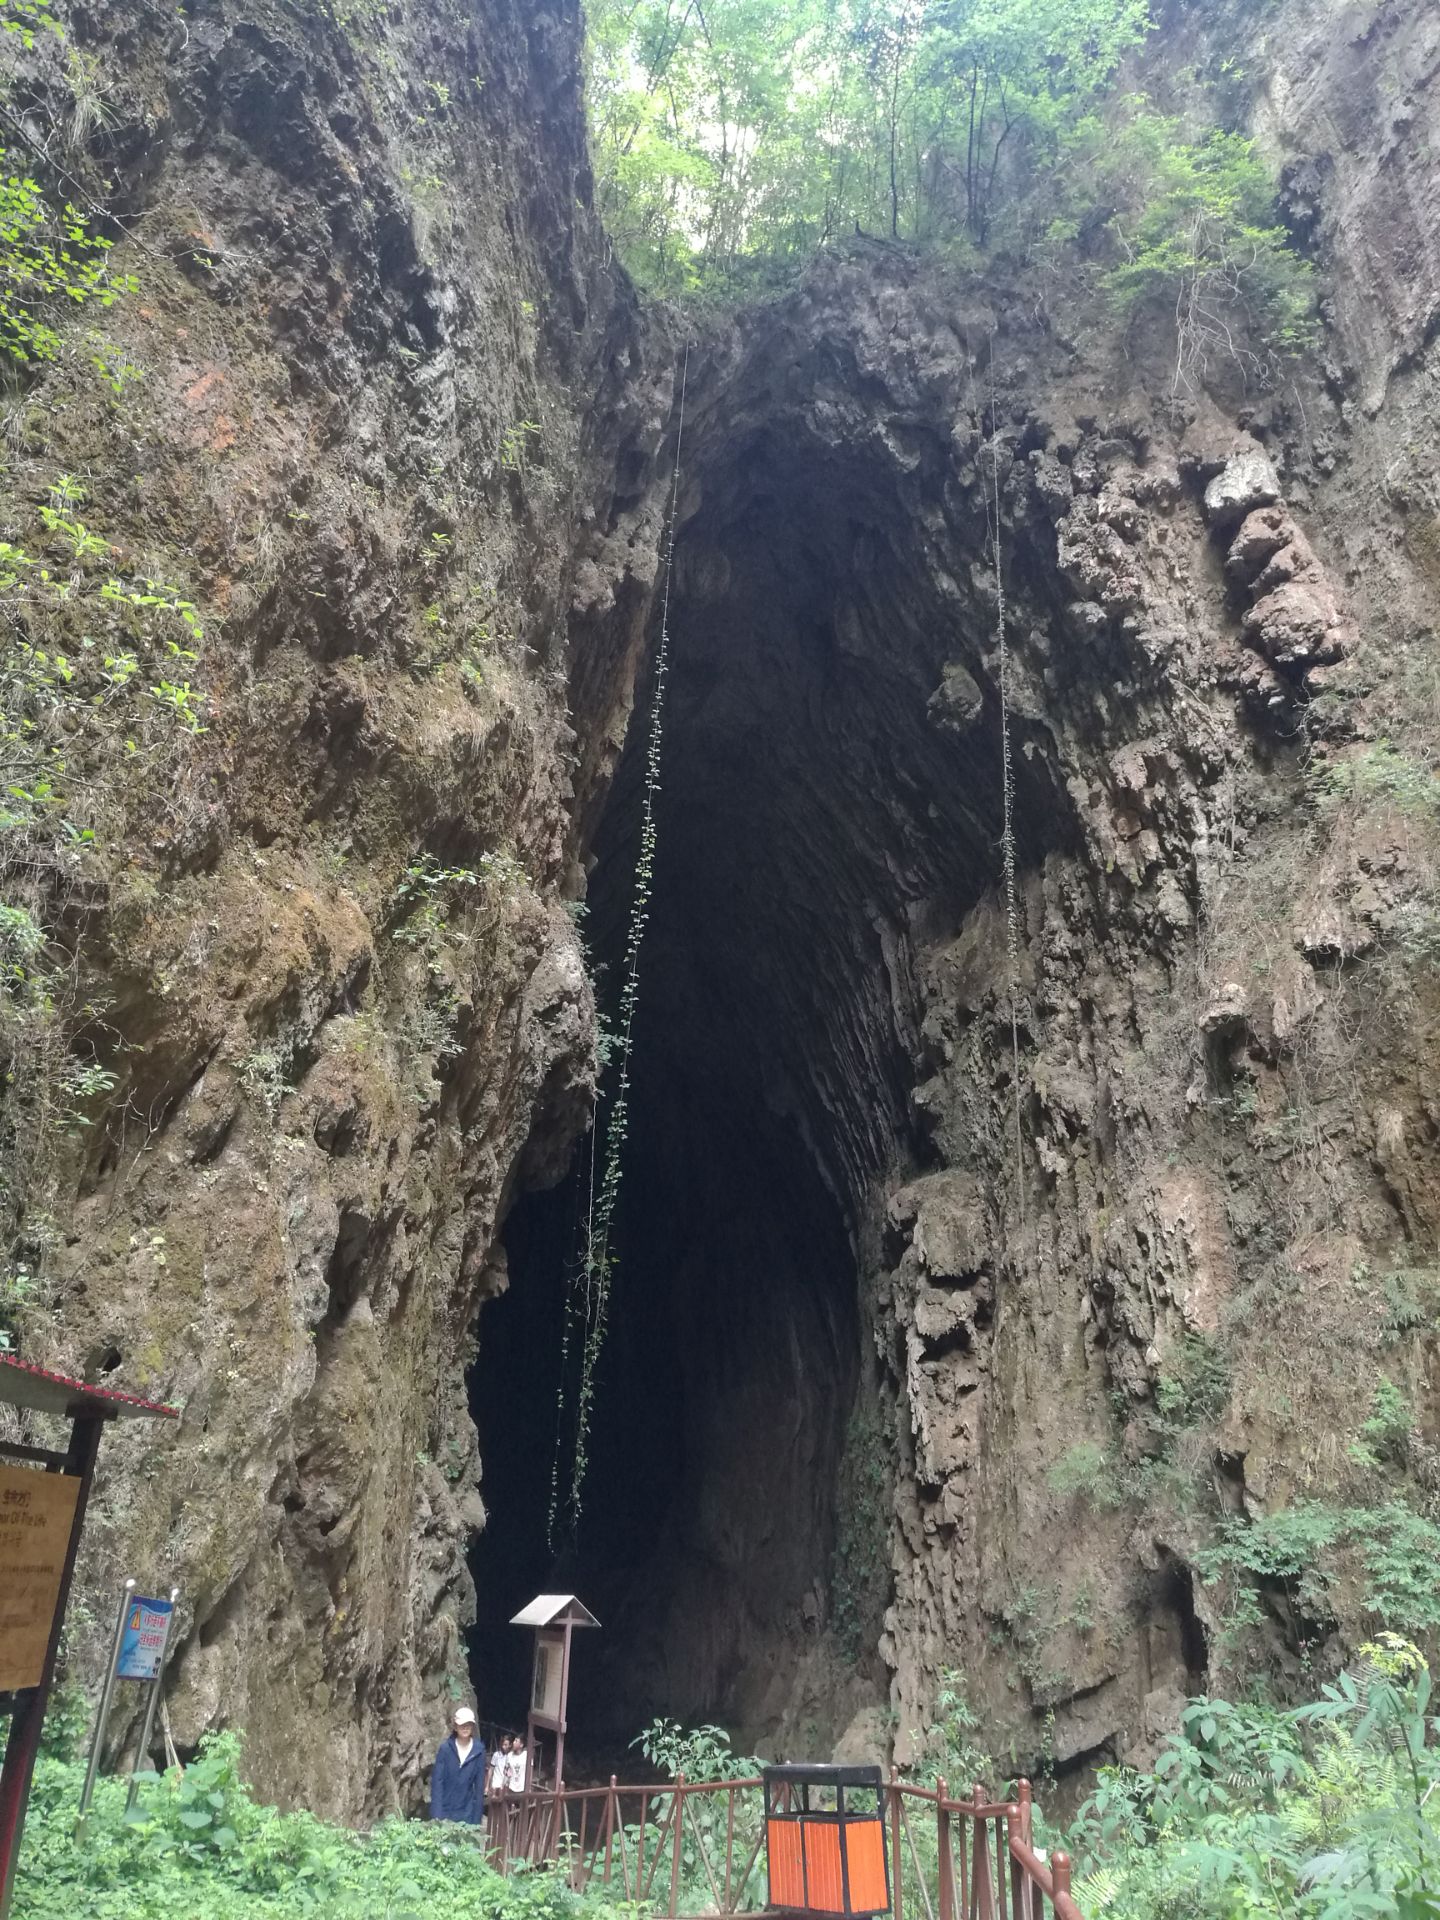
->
466;341;1061;1767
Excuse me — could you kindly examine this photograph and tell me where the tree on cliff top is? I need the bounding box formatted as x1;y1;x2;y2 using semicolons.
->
583;0;1152;288
583;0;1312;382
586;0;1150;287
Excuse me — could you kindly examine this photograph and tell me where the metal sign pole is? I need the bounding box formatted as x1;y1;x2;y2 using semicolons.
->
76;1579;133;1838
124;1588;179;1813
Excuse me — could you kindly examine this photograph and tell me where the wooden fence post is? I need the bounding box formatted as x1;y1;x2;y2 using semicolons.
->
971;1783;992;1920
1016;1780;1032;1849
1052;1851;1071;1913
890;1767;904;1920
725;1781;737;1912
670;1775;686;1918
937;1779;954;1920
1006;1802;1024;1920
603;1777;617;1889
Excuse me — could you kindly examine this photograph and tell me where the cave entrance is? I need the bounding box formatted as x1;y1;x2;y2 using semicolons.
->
466;616;869;1754
469;330;1036;1768
468;1015;857;1762
467;495;891;1762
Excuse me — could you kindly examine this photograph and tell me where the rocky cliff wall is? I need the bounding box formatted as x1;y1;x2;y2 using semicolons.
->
0;0;672;1817
6;0;1440;1817
551;0;1440;1776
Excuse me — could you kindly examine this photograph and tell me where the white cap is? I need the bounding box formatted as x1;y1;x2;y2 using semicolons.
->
454;1706;476;1725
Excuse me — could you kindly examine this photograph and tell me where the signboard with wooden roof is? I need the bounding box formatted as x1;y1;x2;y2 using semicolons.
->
0;1354;177;1918
509;1593;598;1791
509;1594;600;1631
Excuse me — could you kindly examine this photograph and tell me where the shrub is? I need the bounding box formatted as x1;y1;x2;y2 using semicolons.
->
1154;1335;1230;1430
1196;1497;1440;1651
1070;1649;1440;1920
1104;122;1317;392
14;1730;609;1920
914;1670;994;1791
1349;1377;1413;1469
1194;1500;1345;1645
1047;1440;1125;1511
629;1719;765;1911
1311;741;1440;819
1355;1503;1440;1632
631;1717;757;1783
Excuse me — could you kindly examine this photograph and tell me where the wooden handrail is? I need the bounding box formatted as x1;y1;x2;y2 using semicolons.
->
485;1770;1084;1920
1007;1831;1082;1920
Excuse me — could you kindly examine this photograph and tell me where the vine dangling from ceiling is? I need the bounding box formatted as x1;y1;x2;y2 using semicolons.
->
546;344;692;1550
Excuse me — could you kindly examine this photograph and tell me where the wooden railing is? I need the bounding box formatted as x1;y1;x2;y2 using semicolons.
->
484;1770;1081;1920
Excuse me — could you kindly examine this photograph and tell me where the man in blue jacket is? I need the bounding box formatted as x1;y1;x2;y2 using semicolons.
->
430;1705;486;1824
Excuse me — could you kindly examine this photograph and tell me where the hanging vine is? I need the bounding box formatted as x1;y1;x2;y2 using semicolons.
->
546;345;691;1550
545;1120;595;1552
986;333;1027;1222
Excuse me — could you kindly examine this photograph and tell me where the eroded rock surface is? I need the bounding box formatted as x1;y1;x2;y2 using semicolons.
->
7;0;1440;1819
1;0;672;1819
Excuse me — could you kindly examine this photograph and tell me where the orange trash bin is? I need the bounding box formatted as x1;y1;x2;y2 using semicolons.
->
764;1765;891;1916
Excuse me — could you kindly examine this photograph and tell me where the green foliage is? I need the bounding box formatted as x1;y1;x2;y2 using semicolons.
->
1377;1264;1440;1340
1047;1439;1124;1511
499;419;541;473
914;1670;993;1791
0;482;207;838
1196;1498;1440;1654
1154;1334;1231;1430
627;1720;765;1912
0;1;138;371
1196;1499;1344;1633
238;1046;294;1123
633;1716;757;1783
1071;1642;1440;1920
1311;741;1440;820
0;173;136;366
584;0;1311;374
391;851;526;955
0;475;207;1292
1049;1342;1230;1524
15;1731;614;1920
0;1259;38;1346
1357;1503;1440;1633
38;1676;90;1759
1349;1376;1414;1469
587;0;1148;290
1;0;60;50
1103;123;1316;391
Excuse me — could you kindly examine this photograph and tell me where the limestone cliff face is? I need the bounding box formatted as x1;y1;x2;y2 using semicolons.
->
9;0;1440;1818
1;0;671;1818
868;0;1440;1775
558;0;1440;1775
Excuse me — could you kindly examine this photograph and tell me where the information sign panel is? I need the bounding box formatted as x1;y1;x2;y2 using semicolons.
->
0;1464;81;1692
115;1597;174;1681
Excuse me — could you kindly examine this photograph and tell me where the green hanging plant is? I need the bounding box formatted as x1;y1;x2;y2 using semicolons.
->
547;347;690;1550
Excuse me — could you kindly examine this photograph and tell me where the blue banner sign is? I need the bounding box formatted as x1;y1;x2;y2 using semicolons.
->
115;1597;173;1681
